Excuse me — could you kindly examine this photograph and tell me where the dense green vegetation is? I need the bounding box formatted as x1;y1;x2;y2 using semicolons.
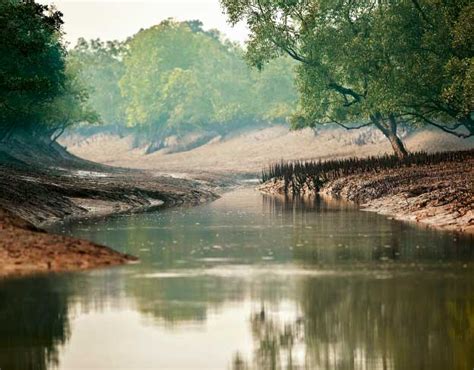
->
69;20;298;150
0;0;96;143
1;0;472;158
221;0;474;157
68;39;126;133
0;2;297;150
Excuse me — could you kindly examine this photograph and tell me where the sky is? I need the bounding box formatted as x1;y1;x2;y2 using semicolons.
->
38;0;249;47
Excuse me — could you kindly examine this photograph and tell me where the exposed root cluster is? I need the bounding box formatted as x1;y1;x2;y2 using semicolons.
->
259;154;474;233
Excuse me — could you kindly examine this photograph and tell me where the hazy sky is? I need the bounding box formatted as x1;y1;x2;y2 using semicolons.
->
38;0;249;46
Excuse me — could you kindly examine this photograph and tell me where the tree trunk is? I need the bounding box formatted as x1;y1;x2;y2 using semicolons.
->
371;113;408;159
385;130;408;158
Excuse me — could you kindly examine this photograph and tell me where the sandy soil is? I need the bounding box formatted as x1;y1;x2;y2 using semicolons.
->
259;158;474;233
62;126;474;175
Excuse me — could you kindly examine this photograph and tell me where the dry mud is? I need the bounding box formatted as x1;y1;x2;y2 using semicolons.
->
62;126;474;175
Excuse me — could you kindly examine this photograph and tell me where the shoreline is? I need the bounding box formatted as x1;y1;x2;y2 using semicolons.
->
259;158;474;234
0;208;138;278
0;162;219;278
2;148;472;278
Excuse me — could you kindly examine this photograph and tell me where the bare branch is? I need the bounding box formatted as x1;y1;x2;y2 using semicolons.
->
328;82;362;104
402;111;472;138
334;121;373;130
325;115;372;130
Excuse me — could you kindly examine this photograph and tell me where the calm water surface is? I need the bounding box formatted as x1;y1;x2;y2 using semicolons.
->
1;187;473;370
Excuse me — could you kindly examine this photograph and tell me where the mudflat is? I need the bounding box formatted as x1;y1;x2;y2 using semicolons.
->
0;158;218;278
0;208;137;277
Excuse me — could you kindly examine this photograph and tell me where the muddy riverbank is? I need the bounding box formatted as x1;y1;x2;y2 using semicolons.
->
0;144;219;277
0;208;137;277
259;157;474;233
0;164;218;227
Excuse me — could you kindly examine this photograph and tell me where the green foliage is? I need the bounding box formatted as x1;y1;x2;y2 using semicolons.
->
44;58;99;141
0;0;98;142
221;0;474;156
383;0;474;137
68;39;127;127
252;57;297;123
221;0;411;157
120;20;213;132
62;19;297;145
117;19;298;139
0;1;65;139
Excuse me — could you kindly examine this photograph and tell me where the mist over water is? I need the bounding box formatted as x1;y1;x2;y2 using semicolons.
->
1;188;472;370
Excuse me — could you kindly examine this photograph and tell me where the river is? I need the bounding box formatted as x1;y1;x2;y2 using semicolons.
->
0;187;473;370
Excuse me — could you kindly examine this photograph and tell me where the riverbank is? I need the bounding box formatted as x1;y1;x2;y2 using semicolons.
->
259;154;474;233
0;144;219;277
0;164;218;227
0;208;138;277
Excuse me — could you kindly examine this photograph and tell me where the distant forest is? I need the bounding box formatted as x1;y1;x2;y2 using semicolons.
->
68;20;298;150
0;0;472;158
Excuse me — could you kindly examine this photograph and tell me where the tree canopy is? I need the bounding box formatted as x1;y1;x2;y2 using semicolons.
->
382;0;474;138
0;0;96;143
220;0;474;157
4;0;469;158
68;39;126;129
70;20;298;146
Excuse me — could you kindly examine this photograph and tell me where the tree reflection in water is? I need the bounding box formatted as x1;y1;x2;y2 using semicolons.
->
262;193;474;266
12;188;468;370
0;276;70;370
125;274;248;325
232;275;474;370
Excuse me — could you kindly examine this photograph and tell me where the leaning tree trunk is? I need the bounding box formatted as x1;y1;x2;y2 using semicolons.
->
371;113;408;159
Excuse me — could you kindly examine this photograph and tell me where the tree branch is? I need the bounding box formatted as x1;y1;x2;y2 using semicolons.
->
326;116;372;130
328;82;362;104
402;111;472;138
410;0;434;27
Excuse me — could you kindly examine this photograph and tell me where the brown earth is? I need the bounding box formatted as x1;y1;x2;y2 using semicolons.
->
0;140;219;278
0;162;219;227
62;126;474;175
0;208;137;278
2;127;473;277
259;158;474;233
62;126;474;232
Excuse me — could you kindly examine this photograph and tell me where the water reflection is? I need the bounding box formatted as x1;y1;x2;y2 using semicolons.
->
262;193;473;265
0;188;472;369
125;274;248;325
232;274;474;370
0;277;70;370
55;188;473;269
